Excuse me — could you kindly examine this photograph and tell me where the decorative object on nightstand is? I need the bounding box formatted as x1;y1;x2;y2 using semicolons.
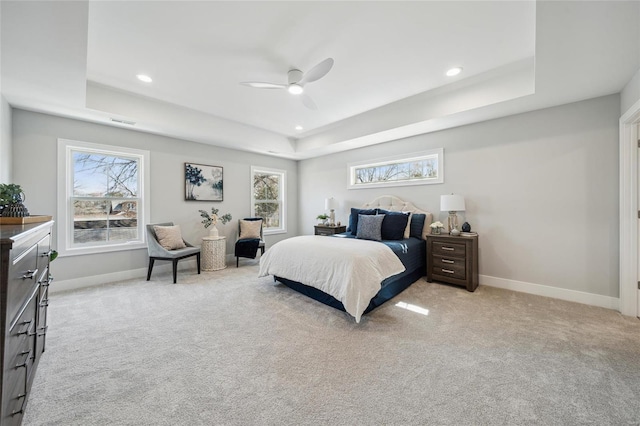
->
325;197;337;226
202;236;227;271
430;221;444;235
426;233;478;292
440;194;465;235
462;222;471;232
316;214;329;225
314;225;347;236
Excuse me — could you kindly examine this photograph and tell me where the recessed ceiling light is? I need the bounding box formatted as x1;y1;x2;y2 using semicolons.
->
136;74;153;83
446;67;463;77
295;125;303;131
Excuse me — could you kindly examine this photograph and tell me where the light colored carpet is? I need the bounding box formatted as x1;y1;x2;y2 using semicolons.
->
23;261;640;425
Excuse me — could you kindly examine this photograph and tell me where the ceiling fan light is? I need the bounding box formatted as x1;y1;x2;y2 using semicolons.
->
288;84;304;95
446;67;463;77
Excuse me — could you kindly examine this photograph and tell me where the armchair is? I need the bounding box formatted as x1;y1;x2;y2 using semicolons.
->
234;218;265;267
146;222;201;283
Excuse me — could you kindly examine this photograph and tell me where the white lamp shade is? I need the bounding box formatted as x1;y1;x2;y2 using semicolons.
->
440;194;465;212
325;197;337;210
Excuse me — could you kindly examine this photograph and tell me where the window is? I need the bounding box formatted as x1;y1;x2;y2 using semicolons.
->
348;148;444;189
251;166;286;234
57;139;150;256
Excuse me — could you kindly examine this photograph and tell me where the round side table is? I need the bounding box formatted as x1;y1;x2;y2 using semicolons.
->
202;236;226;271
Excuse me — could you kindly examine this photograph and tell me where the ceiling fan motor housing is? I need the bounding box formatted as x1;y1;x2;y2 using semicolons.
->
288;69;303;84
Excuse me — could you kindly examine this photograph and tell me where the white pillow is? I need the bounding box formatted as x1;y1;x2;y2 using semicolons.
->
403;211;413;239
239;219;262;239
154;225;187;250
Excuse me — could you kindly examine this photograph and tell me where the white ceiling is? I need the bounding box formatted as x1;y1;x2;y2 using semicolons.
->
1;1;639;160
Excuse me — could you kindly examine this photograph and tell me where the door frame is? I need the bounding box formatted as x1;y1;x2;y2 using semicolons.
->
619;98;640;316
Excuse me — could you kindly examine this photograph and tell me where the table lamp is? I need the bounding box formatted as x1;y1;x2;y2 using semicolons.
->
440;194;465;235
325;197;337;226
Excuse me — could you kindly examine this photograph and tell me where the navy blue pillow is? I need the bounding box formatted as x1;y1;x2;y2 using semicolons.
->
377;209;410;240
349;208;376;235
410;214;426;238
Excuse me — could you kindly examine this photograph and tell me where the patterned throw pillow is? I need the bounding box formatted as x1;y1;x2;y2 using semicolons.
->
349;208;376;235
356;214;385;241
239;219;262;239
153;225;187;250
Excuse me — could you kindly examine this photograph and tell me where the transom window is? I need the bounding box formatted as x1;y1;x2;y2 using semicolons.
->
348;149;444;189
251;166;286;234
57;139;150;256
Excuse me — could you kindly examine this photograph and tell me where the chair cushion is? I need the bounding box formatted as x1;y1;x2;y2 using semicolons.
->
239;219;262;239
153;225;187;250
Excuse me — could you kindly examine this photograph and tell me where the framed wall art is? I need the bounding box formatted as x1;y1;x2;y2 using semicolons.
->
185;163;224;201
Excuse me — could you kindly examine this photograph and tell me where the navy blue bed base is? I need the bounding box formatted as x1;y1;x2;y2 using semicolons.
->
274;263;425;316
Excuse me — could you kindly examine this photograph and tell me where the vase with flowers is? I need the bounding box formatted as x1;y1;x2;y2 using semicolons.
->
430;221;444;235
199;207;232;238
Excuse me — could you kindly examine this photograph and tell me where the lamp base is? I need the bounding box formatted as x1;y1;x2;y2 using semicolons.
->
447;211;459;234
329;209;335;226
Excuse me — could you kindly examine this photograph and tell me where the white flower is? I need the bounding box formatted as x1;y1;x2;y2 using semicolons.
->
211;214;218;226
430;221;444;229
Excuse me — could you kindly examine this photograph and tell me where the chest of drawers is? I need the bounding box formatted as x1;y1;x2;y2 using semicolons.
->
0;221;53;425
426;233;478;292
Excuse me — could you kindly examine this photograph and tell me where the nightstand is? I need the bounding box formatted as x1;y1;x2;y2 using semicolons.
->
314;225;347;236
426;233;478;292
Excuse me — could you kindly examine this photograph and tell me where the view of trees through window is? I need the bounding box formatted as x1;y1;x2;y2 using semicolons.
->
72;151;140;244
354;157;438;185
253;171;282;230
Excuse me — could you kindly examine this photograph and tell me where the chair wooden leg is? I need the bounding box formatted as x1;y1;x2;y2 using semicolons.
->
197;253;201;274
147;258;155;281
236;257;239;268
172;259;178;284
260;247;265;255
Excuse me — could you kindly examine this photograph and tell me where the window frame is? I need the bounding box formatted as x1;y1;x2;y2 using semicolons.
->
347;148;444;189
57;139;150;257
251;166;286;235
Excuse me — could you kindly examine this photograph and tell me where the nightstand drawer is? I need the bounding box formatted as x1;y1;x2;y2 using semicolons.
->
432;241;466;257
431;259;466;280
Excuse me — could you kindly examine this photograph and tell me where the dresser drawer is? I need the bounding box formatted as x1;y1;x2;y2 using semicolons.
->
36;233;51;269
1;367;27;426
7;243;39;324
432;241;466;257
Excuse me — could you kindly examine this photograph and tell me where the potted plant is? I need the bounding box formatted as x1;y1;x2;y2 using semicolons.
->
0;183;28;217
199;207;232;237
316;214;329;225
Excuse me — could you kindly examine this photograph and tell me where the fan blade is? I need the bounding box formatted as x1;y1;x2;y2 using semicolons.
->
300;58;334;84
301;94;318;110
240;82;287;89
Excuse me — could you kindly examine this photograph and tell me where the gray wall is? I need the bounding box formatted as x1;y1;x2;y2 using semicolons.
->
621;67;640;114
0;96;11;182
298;94;620;298
11;109;298;283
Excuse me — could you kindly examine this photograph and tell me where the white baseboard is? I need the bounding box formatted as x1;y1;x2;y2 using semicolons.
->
51;258;199;294
480;275;620;311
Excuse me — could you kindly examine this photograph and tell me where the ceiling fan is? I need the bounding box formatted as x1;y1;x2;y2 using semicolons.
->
240;58;334;110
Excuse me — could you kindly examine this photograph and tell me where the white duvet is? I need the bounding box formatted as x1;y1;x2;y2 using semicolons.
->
258;235;405;322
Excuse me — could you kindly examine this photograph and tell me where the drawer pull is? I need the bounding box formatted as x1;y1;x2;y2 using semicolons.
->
40;250;52;258
41;276;53;287
37;326;48;336
40;299;49;307
442;259;454;264
16;350;31;368
21;268;39;280
441;247;454;251
441;269;455;274
12;393;27;416
16;320;33;336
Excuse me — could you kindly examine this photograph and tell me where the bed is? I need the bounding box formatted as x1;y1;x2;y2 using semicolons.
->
258;195;433;322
